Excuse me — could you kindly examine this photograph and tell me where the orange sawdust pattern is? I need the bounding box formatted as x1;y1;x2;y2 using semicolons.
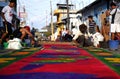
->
11;52;29;56
88;49;103;52
55;49;78;52
95;52;113;56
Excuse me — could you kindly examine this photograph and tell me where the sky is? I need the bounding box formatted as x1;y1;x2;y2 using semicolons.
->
17;0;96;30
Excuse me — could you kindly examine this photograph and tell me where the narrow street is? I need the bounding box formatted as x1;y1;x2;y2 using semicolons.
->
0;42;120;79
0;0;120;79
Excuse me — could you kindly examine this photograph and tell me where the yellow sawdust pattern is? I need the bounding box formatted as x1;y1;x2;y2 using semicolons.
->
0;58;15;63
104;58;120;63
109;61;120;63
23;48;39;51
105;58;120;60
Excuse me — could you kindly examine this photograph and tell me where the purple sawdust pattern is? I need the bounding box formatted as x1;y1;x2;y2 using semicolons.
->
0;72;97;79
21;64;44;70
112;64;120;67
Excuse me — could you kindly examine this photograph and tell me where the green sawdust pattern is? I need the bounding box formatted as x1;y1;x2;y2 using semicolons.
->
32;56;91;64
84;47;120;74
0;48;41;69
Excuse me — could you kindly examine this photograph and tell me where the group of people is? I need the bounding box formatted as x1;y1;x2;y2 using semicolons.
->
72;2;120;48
57;13;105;47
0;0;35;49
0;1;120;49
58;2;120;48
60;28;73;42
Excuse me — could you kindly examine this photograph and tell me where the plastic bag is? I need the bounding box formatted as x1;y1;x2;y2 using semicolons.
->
7;38;22;50
92;32;104;47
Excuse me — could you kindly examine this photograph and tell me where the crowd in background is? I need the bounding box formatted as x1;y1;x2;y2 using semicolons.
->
0;1;120;50
55;2;120;49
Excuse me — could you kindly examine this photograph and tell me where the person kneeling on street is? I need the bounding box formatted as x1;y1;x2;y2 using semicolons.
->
72;24;93;47
13;25;35;47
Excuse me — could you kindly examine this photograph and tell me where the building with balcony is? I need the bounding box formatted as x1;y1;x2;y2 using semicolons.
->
54;3;80;37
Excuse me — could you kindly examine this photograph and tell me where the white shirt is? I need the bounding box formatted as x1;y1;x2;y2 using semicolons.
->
110;8;120;24
2;5;14;23
62;30;67;36
72;30;83;40
72;28;77;35
73;30;92;41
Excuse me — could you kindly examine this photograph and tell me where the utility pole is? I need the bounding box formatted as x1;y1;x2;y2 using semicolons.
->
50;0;54;41
46;10;48;27
66;0;69;29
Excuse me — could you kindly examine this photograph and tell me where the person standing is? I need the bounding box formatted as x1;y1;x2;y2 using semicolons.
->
0;0;16;43
101;18;110;42
108;2;120;40
87;15;96;34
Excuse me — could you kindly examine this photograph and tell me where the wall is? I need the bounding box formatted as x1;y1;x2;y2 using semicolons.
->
81;0;108;28
94;1;107;27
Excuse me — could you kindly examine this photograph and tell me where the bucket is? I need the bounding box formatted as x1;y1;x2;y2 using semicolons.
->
109;40;119;50
3;42;8;49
